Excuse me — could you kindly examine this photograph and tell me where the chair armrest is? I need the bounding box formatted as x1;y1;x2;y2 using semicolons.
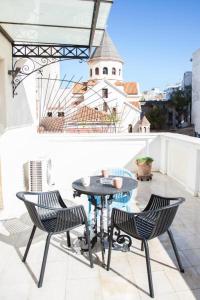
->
17;190;66;209
54;205;87;232
16;192;60;210
143;194;184;211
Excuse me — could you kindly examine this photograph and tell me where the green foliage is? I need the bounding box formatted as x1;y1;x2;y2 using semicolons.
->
136;157;154;165
105;112;120;123
146;106;167;129
170;89;188;112
170;86;192;121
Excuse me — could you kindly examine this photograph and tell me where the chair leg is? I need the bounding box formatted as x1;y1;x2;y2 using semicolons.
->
85;224;93;268
66;231;71;247
167;229;184;273
38;234;51;288
107;226;114;271
143;240;154;298
22;225;36;262
141;241;144;251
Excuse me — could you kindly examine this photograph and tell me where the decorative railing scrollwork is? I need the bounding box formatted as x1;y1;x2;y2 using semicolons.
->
11;44;89;96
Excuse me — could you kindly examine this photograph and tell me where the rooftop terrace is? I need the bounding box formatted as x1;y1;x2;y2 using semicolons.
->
1;172;200;300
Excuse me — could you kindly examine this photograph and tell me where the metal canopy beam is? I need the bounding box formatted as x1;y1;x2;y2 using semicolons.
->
0;24;13;43
13;44;89;59
89;0;101;55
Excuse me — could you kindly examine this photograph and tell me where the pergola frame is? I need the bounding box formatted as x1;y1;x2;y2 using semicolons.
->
0;0;113;96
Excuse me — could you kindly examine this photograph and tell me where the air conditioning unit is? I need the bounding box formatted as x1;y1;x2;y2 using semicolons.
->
24;159;53;192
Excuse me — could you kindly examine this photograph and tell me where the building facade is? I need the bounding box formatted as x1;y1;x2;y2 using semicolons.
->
69;32;143;133
192;49;200;136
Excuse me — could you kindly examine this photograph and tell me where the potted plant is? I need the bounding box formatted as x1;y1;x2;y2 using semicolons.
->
136;157;154;179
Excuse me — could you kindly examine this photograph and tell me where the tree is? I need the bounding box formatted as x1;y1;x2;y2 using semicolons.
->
170;86;192;124
146;106;167;130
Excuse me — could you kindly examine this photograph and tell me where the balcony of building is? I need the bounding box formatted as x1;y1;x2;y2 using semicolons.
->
0;1;200;299
0;132;200;299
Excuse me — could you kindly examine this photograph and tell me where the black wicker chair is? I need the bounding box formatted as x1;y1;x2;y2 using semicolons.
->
16;190;93;288
107;194;185;298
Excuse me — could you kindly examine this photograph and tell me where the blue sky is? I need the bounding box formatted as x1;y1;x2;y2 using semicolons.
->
61;0;200;92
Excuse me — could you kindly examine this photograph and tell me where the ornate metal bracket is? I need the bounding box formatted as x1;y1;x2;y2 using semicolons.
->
10;44;89;96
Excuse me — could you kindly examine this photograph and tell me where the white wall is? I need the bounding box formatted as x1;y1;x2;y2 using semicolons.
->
160;133;200;196
0;128;160;219
192;49;200;133
88;59;123;81
0;32;61;132
0;33;12;133
0;59;7;133
1;128;200;220
0;32;37;131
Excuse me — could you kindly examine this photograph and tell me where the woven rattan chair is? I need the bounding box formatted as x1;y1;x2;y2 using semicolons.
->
16;190;93;288
107;194;185;298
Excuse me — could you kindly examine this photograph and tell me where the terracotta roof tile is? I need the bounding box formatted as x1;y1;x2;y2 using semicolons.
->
39;117;65;132
72;83;87;94
72;80;96;94
65;106;110;123
87;80;97;86
130;101;141;109
115;81;138;95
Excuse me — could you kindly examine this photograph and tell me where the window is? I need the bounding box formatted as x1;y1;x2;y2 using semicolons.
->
95;67;99;75
112;67;116;75
95;107;98;110
47;112;52;117
119;69;121;76
128;124;133;133
112;107;117;116
103;67;108;75
58;112;64;117
90;69;92;77
103;101;108;112
102;88;108;98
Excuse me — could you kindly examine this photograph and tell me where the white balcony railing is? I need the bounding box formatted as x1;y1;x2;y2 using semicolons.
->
0;128;200;219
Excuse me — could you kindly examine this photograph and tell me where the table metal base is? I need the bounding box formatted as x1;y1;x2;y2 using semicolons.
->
73;196;132;265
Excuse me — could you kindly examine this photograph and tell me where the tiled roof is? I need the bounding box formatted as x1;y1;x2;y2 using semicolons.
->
115;81;138;95
65;106;111;123
90;32;123;62
130;101;141;110
38;106;113;132
38;117;65;132
72;83;87;94
72;80;96;94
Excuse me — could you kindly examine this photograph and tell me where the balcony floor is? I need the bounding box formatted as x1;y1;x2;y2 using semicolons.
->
0;173;200;300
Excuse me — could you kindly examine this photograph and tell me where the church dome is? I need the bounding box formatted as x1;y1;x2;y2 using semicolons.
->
89;32;123;63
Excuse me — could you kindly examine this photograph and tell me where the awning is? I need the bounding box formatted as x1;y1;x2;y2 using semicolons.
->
0;0;113;47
